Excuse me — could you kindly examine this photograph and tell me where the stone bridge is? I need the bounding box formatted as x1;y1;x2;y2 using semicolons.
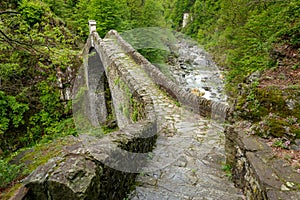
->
13;21;300;200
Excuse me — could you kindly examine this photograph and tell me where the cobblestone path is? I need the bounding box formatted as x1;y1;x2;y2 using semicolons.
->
104;37;244;200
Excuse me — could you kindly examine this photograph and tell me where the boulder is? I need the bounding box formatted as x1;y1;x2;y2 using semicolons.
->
23;155;102;200
47;155;102;200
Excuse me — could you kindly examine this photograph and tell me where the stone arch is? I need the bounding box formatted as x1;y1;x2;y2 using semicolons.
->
86;47;115;127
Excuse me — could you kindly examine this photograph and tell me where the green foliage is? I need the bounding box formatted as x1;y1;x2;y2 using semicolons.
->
0;159;23;188
41;0;77;19
139;48;169;64
221;162;232;180
0;0;80;154
88;0;130;37
126;0;143;27
0;92;29;135
121;27;177;79
69;0;130;38
141;0;165;27
169;0;195;29
25;80;76;144
19;0;47;26
185;0;220;39
69;0;168;39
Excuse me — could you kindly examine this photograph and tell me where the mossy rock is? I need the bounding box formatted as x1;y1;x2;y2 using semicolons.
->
235;86;280;121
253;114;300;139
1;136;80;198
267;117;288;138
290;126;300;139
257;87;288;116
235;85;300;122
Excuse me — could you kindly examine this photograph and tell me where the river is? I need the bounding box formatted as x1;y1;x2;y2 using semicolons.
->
167;36;227;103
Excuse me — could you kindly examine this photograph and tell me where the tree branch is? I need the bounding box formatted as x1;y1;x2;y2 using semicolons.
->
0;29;34;47
0;29;43;54
0;30;15;48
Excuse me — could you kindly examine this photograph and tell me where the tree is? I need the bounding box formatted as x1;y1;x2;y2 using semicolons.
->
0;0;79;153
141;0;165;27
126;0;144;27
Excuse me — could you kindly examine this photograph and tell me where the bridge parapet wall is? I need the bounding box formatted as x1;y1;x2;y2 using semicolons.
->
106;30;232;120
225;122;300;199
85;30;156;128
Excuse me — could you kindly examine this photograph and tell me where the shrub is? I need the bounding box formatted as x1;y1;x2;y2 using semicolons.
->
0;159;23;188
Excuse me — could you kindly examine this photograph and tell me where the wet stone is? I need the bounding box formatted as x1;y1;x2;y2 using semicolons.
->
84;36;244;199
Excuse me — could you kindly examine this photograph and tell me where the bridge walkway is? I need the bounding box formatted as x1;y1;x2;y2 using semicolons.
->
102;36;244;200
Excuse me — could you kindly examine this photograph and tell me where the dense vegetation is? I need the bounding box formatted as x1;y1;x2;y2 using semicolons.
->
167;0;300;142
167;0;299;87
1;0;299;195
0;0;81;155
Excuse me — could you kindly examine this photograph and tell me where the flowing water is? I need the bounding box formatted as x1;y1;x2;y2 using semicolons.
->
167;38;227;103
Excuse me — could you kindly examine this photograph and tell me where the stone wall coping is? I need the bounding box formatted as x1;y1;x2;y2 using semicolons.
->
226;122;300;199
89;31;156;123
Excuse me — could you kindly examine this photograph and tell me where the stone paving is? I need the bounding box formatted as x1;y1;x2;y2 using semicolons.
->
103;37;244;200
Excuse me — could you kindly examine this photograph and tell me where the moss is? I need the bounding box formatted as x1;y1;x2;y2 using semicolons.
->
290;126;300;139
235;85;300;122
1;136;78;198
235;91;269;122
113;75;145;123
103;73;115;125
267;117;288;138
257;87;288;116
101;124;118;134
130;97;145;122
19;137;76;172
0;183;22;200
286;84;300;90
253;112;300;140
123;106;130;118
